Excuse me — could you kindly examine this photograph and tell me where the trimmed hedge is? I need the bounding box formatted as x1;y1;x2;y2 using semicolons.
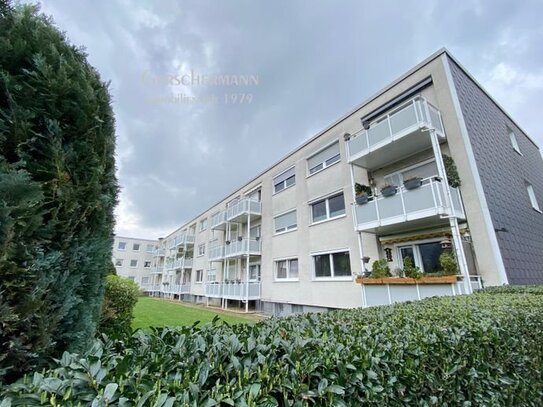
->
98;276;140;338
2;293;543;406
479;285;543;295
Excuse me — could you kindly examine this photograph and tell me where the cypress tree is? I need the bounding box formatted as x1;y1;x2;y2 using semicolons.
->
0;1;118;381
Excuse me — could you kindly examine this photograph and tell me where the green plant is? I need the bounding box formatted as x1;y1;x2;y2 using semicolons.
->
442;154;461;187
98;276;140;338
2;293;543;405
0;2;117;381
439;251;459;275
370;259;391;278
402;256;422;278
354;182;372;197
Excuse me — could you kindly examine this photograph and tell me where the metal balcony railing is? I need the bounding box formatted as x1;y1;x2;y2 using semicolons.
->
204;281;261;299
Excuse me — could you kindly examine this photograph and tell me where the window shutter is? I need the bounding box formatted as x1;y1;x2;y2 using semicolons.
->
275;210;297;231
273;167;295;185
307;142;340;170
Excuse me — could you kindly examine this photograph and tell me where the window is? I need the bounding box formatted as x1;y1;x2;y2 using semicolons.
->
118;241;126;250
275;258;299;280
273;166;295;193
384;160;438;186
142;277;149;284
311;193;345;223
144;261;151;268
128;276;135;281
249;264;261;281
508;127;522;155
146;244;154;252
199;218;208;231
129;259;138;268
132;243;140;251
197;243;206;256
398;241;446;273
313;251;351;279
274;210;297;234
207;269;216;282
115;259;123;267
526;183;541;212
307;142;340;175
195;269;203;282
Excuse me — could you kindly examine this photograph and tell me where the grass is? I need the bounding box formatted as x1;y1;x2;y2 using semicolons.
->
132;296;261;330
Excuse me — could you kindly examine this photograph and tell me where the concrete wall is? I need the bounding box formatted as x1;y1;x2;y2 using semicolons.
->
112;236;157;287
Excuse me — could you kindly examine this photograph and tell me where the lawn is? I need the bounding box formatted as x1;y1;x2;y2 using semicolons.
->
132;296;261;330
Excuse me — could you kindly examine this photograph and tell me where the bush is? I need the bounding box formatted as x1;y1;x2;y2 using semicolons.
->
2;293;542;405
402;256;421;278
478;285;543;295
0;2;117;380
99;275;140;338
439;251;458;275
370;259;391;278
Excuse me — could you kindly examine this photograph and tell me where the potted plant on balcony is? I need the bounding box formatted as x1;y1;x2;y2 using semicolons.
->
381;184;398;197
225;240;231;245
354;183;373;205
237;236;243;242
403;176;423;190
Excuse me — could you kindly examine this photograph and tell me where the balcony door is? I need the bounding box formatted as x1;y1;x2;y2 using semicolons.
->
397;240;445;274
249;264;261;281
384;159;438;186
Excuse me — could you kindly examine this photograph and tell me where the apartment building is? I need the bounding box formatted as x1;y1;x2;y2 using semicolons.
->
144;49;543;315
112;236;157;288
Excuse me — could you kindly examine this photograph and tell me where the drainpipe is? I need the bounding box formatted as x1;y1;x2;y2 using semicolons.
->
428;127;472;294
246;211;251;313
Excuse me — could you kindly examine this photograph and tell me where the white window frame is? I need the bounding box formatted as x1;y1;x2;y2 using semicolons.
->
114;259;123;267
273;166;296;195
197;243;206;257
199;218;208;232
195;269;204;283
310;192;346;225
394;238;446;273
526;183;541;213
132;243;140;251
383;158;437;184
207;269;216;282
145;244;154;253
306;140;341;177
143;261;151;268
129;259;138;268
274;209;297;235
311;249;351;281
508;127;522;155
274;257;299;282
118;241;127;251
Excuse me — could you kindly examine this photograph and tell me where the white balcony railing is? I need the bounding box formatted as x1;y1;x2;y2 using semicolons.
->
225;239;261;258
211;211;227;230
167;234;195;249
353;176;465;231
163;284;191;295
347;97;445;167
209;245;225;261
150;266;163;274
226;198;262;221
165;257;193;270
205;281;261;300
152;248;165;257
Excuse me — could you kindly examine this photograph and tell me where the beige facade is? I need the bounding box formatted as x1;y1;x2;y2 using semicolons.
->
137;49;541;315
112;236;157;287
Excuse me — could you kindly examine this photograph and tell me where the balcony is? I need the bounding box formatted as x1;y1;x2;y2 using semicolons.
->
211;211;228;230
152;248;165;257
225;239;261;258
163;283;191;295
142;284;162;292
347;97;445;170
226;198;261;223
205;281;261;300
353;177;465;234
165;257;193;270
150;266;163;274
209;245;225;261
167;234;195;250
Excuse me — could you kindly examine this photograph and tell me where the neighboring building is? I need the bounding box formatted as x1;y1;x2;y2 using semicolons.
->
112;236;157;288
141;49;543;315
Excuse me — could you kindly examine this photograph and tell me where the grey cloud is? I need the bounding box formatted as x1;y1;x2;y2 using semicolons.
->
32;0;543;238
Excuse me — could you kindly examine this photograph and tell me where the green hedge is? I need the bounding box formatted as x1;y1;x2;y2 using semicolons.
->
478;285;543;295
2;293;542;406
98;276;140;338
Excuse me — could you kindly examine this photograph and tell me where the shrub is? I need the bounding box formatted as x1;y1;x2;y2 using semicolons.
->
478;285;543;295
370;259;391;278
402;256;422;278
0;2;117;380
99;275;140;338
439;251;458;275
442;154;461;188
3;293;542;406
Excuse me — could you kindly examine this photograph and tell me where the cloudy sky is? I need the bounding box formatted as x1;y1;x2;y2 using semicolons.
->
32;0;543;240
